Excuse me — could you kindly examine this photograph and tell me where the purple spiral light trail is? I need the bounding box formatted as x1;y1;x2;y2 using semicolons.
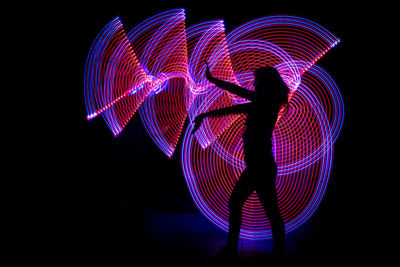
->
84;9;343;239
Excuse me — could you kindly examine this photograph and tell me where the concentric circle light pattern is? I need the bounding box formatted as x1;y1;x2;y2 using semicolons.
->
84;9;343;240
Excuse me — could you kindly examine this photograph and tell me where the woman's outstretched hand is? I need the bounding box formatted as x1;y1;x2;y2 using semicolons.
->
205;62;213;82
191;113;205;134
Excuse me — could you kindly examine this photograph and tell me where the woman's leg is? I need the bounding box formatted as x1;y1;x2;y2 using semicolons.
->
226;169;255;250
256;168;285;256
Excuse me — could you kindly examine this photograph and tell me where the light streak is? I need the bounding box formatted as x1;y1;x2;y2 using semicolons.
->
84;9;343;239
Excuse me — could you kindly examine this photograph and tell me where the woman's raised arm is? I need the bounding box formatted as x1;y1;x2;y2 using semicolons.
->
206;63;256;101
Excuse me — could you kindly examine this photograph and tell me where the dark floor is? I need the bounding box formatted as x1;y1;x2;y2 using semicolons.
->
82;203;363;266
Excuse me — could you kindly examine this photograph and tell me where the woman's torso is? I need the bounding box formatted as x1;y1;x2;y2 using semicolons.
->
242;99;279;167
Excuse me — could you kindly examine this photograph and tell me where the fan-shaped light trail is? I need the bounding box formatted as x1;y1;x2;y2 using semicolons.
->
84;9;343;240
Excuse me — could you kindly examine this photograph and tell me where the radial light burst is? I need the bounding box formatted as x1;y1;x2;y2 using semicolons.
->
84;9;343;239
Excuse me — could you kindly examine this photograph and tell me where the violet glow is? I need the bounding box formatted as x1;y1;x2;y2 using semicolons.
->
84;9;343;240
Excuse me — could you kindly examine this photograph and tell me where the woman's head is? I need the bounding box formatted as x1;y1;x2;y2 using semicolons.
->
253;67;290;108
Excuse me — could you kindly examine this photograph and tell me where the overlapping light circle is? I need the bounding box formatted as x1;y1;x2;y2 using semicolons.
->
84;9;343;240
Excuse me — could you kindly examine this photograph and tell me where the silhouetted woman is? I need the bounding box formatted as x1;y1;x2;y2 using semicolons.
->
192;64;290;261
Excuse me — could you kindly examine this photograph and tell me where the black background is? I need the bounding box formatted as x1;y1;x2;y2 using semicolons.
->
35;1;388;265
